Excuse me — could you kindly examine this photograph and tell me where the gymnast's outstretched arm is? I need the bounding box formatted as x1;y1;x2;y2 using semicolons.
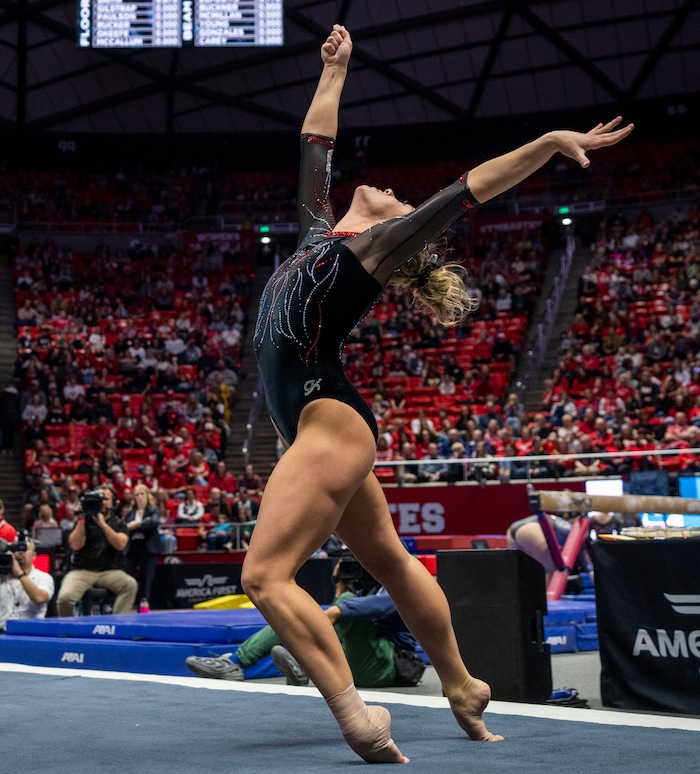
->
301;24;352;140
295;25;353;244
467;117;634;204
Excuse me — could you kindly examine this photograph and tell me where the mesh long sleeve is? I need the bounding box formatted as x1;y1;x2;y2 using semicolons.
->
296;133;336;247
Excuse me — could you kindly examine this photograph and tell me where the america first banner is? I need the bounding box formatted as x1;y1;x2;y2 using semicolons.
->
592;540;700;714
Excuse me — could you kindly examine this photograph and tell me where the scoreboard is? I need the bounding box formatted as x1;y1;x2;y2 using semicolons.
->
77;0;283;48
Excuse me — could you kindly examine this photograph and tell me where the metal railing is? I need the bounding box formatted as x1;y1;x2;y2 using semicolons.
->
374;446;699;485
226;520;257;551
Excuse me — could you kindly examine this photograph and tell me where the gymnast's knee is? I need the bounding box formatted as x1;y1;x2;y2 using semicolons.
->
240;563;288;611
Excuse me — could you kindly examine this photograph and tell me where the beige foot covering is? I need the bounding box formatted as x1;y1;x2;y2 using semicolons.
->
326;684;409;763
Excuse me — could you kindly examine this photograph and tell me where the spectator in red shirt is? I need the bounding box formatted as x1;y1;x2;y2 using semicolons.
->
580;343;600;377
483;419;502;454
569;365;592;398
169;436;191;472
514;426;535;456
569;312;590;339
133;415;158;448
374;435;395;479
110;470;133;504
188;450;211;486
0;499;18;542
208;460;237;496
137;464;159;494
195;420;221;452
56;485;82;526
472;329;494;363
374;295;396;324
578;406;598;436
590;417;615;452
415;427;435;459
114;416;135;448
614;372;635;404
664;411;695;444
89;415;112;450
473;365;497;400
159;458;188;498
541;377;556;408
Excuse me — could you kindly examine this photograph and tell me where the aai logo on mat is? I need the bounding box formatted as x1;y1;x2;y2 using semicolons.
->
61;652;85;664
92;624;116;636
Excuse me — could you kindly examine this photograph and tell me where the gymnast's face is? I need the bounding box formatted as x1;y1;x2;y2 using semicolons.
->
351;185;414;222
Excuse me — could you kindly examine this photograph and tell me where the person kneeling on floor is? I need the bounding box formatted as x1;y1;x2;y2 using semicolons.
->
186;554;425;689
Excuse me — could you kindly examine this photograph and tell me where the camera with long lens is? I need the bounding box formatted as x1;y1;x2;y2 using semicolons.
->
79;489;105;518
0;533;28;575
336;556;378;594
336;558;364;581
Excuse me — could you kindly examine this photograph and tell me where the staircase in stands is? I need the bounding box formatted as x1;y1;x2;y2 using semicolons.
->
224;264;279;484
0;256;24;522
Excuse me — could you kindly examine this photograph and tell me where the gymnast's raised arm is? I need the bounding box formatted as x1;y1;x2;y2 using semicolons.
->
296;25;353;243
301;24;352;140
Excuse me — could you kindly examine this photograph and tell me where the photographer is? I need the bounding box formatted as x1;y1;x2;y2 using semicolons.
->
0;534;55;633
56;485;138;616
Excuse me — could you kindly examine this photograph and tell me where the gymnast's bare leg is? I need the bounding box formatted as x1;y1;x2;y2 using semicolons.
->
241;400;409;763
336;469;504;743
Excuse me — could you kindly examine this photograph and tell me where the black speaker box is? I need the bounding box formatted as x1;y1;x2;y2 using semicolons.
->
437;549;552;703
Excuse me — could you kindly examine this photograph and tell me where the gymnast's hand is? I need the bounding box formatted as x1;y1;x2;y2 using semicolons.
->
547;117;634;168
321;24;352;68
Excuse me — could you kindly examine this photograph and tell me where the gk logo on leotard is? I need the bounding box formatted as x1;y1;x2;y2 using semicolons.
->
304;378;322;396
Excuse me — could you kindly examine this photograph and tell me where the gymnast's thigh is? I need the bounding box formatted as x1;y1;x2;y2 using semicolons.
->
246;400;377;571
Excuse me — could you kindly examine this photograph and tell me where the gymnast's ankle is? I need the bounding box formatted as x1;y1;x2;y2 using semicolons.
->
326;683;409;763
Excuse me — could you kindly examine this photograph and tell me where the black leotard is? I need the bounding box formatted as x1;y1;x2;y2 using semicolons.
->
253;134;479;445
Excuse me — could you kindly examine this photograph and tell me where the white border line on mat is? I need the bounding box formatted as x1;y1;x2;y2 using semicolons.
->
3;662;700;732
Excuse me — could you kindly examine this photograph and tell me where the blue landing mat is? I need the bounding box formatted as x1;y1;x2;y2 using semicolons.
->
0;635;247;677
545;598;597;624
0;609;279;678
7;608;269;643
0;601;599;676
544;598;598;653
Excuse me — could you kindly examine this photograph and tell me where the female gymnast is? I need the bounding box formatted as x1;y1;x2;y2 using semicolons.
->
244;24;633;764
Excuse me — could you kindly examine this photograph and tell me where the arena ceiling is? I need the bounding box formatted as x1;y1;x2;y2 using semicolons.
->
0;0;698;135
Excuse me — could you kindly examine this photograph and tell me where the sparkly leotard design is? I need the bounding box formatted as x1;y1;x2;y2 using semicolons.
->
253;134;478;445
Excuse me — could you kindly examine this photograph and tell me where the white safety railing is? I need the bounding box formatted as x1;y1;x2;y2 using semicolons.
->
374;446;699;484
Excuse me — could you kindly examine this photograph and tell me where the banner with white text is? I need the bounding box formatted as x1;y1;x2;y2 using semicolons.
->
593;539;700;714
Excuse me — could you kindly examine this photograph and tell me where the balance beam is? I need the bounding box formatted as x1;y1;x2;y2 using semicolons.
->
527;486;700;600
530;490;700;515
